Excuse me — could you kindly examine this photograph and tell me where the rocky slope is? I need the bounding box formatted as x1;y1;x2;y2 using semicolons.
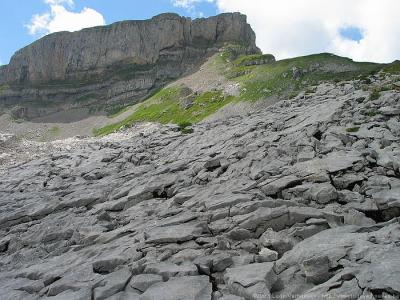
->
0;13;258;120
1;73;400;300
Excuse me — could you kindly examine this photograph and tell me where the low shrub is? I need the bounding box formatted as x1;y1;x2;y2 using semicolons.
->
346;127;360;133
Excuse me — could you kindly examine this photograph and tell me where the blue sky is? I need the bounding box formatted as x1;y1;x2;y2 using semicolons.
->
339;27;363;43
0;0;399;65
0;0;218;65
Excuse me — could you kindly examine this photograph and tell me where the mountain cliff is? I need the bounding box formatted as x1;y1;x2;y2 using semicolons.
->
0;13;258;119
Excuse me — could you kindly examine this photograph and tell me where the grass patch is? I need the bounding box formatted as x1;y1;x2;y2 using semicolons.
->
93;87;236;136
49;126;60;135
218;44;250;63
105;104;132;117
0;84;9;95
11;117;24;123
108;105;133;118
370;90;381;100
365;109;379;117
305;86;317;94
234;54;275;66
106;87;166;117
346;126;360;133
178;121;194;134
221;52;382;102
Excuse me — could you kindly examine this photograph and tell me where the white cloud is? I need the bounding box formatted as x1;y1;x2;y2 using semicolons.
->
26;0;105;36
44;0;74;6
214;0;400;63
172;0;213;9
174;0;400;63
172;0;199;8
172;0;215;16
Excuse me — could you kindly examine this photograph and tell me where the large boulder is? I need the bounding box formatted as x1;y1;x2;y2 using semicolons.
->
224;262;277;300
145;223;204;244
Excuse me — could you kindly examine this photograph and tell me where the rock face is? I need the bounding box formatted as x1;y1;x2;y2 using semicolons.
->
1;13;258;84
1;74;400;300
0;13;259;119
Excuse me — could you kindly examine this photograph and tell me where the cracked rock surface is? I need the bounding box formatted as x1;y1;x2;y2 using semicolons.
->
1;75;400;299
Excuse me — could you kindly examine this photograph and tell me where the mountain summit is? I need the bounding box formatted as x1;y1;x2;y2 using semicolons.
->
1;13;258;84
0;13;258;120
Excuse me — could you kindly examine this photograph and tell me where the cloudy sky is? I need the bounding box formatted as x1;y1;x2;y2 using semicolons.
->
0;0;399;65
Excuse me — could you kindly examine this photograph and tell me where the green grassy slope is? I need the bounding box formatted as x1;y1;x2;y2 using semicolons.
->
383;60;400;73
94;48;396;136
224;52;381;101
93;87;235;136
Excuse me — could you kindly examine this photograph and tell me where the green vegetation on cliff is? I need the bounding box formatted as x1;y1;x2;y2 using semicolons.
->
94;87;235;136
234;54;275;66
0;84;9;95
